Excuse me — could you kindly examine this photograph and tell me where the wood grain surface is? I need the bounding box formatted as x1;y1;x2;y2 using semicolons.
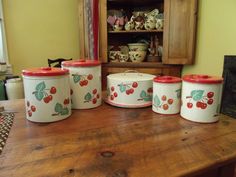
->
0;99;236;177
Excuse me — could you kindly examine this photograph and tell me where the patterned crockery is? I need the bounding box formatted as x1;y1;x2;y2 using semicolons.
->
107;72;155;108
180;74;223;123
156;19;164;30
22;67;71;123
152;76;182;114
125;21;135;31
109;51;121;62
128;43;148;51
129;51;147;62
62;60;102;109
119;54;129;62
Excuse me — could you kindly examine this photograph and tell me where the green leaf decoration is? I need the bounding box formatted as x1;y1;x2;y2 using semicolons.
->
35;91;44;101
61;108;69;115
191;90;204;101
143;96;152;102
140;90;147;98
55;103;63;113
176;89;181;99
73;74;81;83
36;81;46;91
84;92;92;101
154;95;161;106
119;84;126;93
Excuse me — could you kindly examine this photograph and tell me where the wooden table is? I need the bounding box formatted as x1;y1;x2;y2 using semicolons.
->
0;99;236;177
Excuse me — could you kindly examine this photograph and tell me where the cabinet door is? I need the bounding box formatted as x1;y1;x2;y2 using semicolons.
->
163;0;198;64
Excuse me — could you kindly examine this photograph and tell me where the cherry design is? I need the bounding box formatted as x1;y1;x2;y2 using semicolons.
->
186;90;215;109
153;94;174;111
26;100;36;117
32;82;57;104
118;82;139;96
108;86;118;101
72;73;93;87
84;88;100;104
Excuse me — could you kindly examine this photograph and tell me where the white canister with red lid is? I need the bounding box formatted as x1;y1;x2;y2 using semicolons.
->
180;74;223;123
62;59;101;109
22;67;71;123
152;76;182;114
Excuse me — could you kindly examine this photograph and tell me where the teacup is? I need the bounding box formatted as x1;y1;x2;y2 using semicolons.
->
113;24;123;31
125;21;134;31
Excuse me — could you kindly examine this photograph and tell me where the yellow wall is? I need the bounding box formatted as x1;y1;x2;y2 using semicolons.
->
183;0;236;76
3;0;236;76
3;0;80;75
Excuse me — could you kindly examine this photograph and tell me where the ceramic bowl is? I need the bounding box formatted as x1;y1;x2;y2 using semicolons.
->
128;43;148;51
119;54;129;62
129;51;147;62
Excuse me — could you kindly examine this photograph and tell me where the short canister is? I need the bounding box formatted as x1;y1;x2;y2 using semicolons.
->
152;76;182;114
5;78;24;100
62;59;101;109
22;67;71;123
180;74;223;123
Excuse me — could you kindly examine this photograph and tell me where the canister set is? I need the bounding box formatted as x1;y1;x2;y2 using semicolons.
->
22;61;223;124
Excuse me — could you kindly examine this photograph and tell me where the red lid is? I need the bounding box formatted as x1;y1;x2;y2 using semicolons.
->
183;74;223;84
62;59;101;67
22;67;69;76
154;76;182;83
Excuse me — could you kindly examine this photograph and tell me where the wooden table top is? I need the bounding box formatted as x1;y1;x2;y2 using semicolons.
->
0;99;236;177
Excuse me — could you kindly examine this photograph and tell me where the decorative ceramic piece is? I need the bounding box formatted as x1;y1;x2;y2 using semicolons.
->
106;71;155;108
22;67;71;123
129;51;147;62
119;54;129;62
125;20;134;31
156;19;164;30
180;74;223;123
152;76;182;114
62;60;102;109
109;50;121;62
128;43;148;51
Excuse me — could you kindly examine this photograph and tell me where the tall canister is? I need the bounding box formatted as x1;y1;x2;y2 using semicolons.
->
152;76;182;114
181;74;223;123
22;67;71;122
62;59;101;109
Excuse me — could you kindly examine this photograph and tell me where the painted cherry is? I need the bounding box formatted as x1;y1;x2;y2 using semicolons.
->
187;102;193;108
110;95;114;100
161;95;167;101
129;88;134;94
79;81;84;86
31;105;36;112
93;89;97;95
92;98;97;104
84;80;88;86
168;99;173;105
196;101;202;108
132;82;138;88
201;103;207;109
64;98;69;105
126;89;130;95
207;98;213;105
147;88;153;93
50;87;57;94
43;96;50;103
114;92;118;97
48;95;53;101
207;92;214;98
87;74;93;80
163;104;169;110
28;111;32;117
111;86;115;91
97;94;100;99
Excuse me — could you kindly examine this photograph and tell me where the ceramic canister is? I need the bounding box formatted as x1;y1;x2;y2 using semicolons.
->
62;59;101;109
107;72;155;108
152;76;182;114
180;74;223;123
5;78;24;100
22;67;71;123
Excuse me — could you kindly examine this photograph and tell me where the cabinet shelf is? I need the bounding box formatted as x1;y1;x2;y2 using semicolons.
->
103;62;181;68
108;29;163;34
